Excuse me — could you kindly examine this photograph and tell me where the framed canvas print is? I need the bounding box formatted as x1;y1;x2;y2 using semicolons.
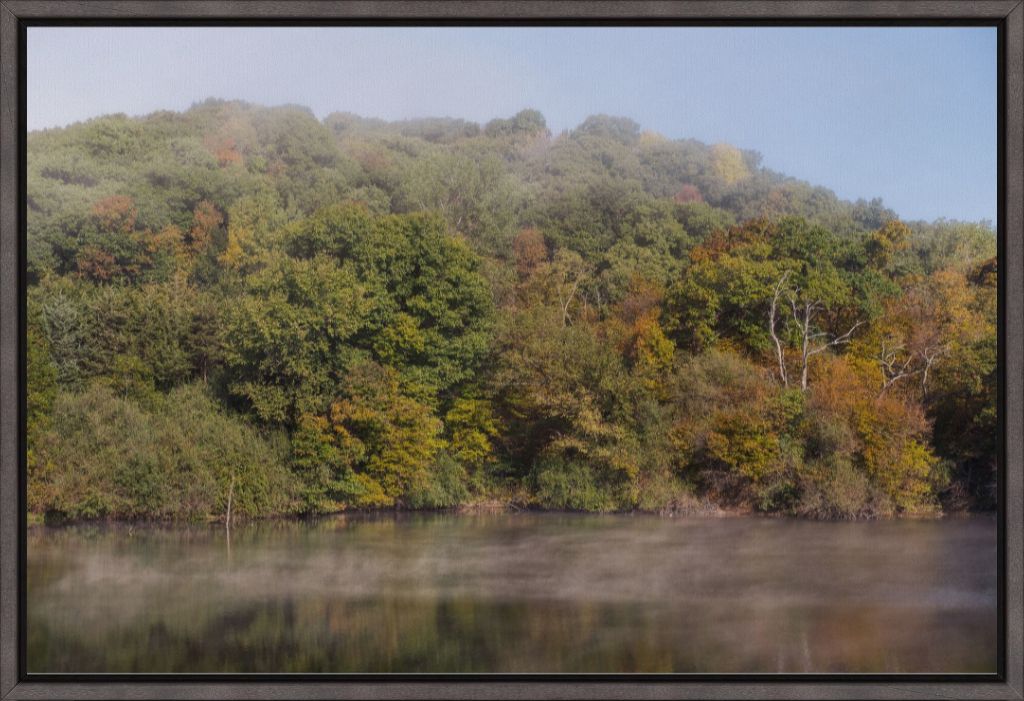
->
0;1;1021;699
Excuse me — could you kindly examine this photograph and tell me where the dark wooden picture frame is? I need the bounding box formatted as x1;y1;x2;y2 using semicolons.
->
1;1;1021;698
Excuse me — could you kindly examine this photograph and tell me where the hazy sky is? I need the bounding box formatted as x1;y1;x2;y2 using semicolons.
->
27;26;997;223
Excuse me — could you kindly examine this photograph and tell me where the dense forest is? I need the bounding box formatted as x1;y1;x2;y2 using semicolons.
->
25;100;997;522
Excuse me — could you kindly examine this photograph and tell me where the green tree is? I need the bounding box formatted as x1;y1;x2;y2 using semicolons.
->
222;254;369;424
285;205;494;404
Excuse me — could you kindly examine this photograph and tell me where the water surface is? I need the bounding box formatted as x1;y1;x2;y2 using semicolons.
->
27;512;997;673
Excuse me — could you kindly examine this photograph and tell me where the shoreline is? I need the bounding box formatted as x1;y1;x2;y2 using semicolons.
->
27;501;994;529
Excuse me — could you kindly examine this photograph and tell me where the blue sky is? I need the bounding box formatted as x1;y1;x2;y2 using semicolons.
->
27;26;997;223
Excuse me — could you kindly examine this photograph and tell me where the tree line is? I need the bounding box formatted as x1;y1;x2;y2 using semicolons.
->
26;100;997;521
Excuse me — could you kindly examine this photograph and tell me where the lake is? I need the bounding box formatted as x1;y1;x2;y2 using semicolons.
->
27;512;997;674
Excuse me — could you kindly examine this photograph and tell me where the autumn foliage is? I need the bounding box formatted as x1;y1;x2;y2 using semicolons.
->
24;102;997;521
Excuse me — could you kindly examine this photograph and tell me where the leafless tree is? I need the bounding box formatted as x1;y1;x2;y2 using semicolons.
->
558;275;582;328
551;251;588;328
878;340;918;395
918;343;948;395
768;271;863;391
876;339;949;397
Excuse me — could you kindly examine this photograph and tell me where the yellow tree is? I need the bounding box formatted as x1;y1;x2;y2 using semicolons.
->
861;268;986;396
329;361;445;504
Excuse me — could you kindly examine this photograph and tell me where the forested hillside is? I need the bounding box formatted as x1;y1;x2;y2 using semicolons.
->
26;100;997;521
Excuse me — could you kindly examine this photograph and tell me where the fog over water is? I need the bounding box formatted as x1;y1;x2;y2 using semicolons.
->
28;512;996;673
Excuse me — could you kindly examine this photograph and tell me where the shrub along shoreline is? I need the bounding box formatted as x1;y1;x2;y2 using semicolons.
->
26;374;992;524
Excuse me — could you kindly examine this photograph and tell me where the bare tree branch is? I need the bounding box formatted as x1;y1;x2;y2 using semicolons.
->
559;275;581;328
768;272;863;391
878;341;920;395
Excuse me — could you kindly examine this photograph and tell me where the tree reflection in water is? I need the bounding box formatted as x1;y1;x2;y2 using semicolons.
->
27;512;996;673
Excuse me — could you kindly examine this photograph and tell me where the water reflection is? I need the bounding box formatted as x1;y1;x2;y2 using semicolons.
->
27;512;997;673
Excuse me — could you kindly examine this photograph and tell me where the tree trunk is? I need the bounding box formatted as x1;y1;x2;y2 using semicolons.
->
768;271;791;387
